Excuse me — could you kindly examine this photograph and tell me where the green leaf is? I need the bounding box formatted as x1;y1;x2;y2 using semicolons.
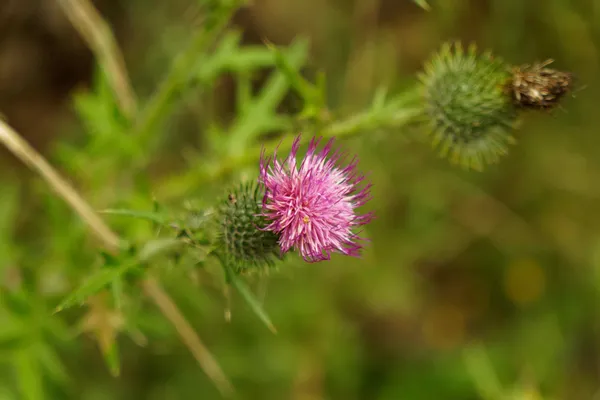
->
226;47;275;72
371;86;389;111
103;341;121;377
56;239;182;313
70;69;137;163
413;0;431;10
37;344;69;384
226;37;309;156
99;208;169;225
266;37;329;123
54;262;137;313
111;276;124;310
14;350;44;400
230;72;251;119
138;238;183;262
2;292;33;317
267;38;323;111
0;333;26;352
224;263;277;334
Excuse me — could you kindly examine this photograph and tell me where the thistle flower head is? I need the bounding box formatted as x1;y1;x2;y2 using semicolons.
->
419;42;518;171
216;182;280;274
258;135;373;263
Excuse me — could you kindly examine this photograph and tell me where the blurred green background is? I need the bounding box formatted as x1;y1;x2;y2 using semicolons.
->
2;0;600;399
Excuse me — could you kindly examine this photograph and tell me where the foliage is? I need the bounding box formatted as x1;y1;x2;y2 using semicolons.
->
1;0;598;399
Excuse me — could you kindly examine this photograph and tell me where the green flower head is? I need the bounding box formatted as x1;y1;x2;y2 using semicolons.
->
419;42;518;171
216;182;281;274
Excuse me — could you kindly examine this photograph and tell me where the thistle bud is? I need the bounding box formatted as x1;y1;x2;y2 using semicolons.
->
216;182;281;274
418;42;518;171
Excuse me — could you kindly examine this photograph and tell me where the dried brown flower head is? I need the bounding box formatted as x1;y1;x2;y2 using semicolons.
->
509;59;573;110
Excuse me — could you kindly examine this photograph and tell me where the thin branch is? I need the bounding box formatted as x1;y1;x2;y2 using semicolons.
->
57;0;137;119
0;118;233;397
156;100;425;201
142;277;234;396
0;119;121;250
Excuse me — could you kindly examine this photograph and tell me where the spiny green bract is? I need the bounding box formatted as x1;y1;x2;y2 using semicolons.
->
216;182;280;274
419;42;518;171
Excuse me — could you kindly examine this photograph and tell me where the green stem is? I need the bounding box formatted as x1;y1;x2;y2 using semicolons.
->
158;88;425;200
133;2;241;152
235;85;425;158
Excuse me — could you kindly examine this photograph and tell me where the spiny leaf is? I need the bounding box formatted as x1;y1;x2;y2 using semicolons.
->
101;250;125;311
54;262;138;313
266;37;325;115
194;30;276;85
77;294;125;378
226;37;309;156
103;341;121;377
56;239;182;313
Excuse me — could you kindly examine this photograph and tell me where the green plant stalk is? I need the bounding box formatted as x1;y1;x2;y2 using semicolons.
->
225;38;310;157
133;2;241;153
142;275;235;397
158;88;425;200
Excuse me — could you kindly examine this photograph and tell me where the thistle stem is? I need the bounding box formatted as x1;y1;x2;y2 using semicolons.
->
133;2;241;151
158;91;424;200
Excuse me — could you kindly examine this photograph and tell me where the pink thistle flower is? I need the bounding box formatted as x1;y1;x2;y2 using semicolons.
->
258;135;373;263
